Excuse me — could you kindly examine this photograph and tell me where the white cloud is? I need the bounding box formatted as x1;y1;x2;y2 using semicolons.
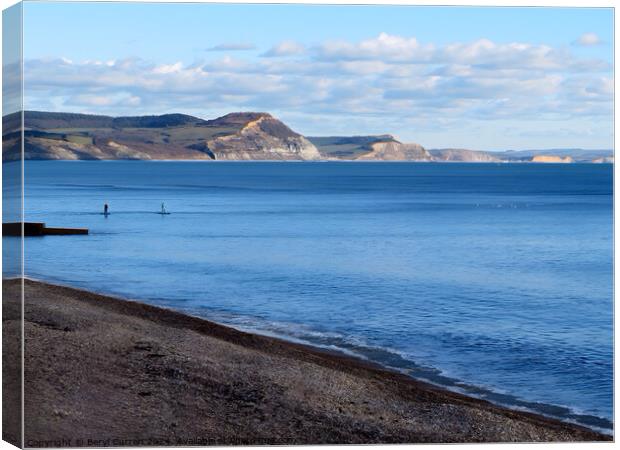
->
152;62;183;74
439;39;564;69
574;32;601;46
315;33;610;72
262;41;306;57
316;33;434;63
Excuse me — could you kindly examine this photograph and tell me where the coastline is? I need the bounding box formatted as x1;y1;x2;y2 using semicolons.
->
4;278;611;444
11;159;613;163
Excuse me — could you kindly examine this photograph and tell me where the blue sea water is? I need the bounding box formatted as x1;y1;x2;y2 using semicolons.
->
11;161;613;431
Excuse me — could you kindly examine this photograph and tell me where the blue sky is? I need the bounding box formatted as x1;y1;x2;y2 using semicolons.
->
21;2;614;150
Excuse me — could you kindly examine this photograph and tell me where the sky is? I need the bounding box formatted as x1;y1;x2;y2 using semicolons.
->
19;2;614;150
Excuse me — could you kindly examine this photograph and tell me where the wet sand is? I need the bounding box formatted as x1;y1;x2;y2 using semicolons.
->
2;278;611;445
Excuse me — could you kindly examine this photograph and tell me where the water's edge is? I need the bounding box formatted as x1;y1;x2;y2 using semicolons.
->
21;273;614;434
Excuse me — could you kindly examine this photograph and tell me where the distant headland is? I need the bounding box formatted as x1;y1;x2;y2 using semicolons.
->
2;111;613;163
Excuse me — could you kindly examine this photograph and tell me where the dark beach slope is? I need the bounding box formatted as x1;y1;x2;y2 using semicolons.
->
3;278;611;445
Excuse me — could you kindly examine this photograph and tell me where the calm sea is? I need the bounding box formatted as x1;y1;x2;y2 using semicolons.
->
11;161;614;431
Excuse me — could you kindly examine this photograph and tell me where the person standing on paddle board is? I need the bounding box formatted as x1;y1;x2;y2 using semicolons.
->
104;203;109;215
